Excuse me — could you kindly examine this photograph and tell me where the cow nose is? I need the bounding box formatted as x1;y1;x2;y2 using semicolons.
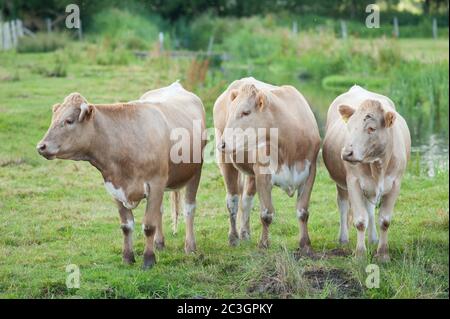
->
344;150;353;157
37;143;46;153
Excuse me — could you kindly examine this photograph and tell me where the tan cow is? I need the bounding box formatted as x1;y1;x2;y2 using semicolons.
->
322;85;411;261
37;81;206;269
213;77;320;251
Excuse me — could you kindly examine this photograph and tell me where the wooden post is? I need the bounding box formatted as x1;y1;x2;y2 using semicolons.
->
78;19;83;40
207;35;214;56
10;20;18;47
158;32;164;54
292;21;298;35
3;21;11;50
393;17;399;38
0;22;3;50
432;18;438;39
340;20;348;39
16;19;24;37
46;18;52;33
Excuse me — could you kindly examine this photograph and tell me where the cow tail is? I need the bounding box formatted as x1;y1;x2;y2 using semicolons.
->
171;191;181;234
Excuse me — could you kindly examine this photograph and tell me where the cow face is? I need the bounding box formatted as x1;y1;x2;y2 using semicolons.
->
339;99;396;164
219;84;272;154
37;93;95;160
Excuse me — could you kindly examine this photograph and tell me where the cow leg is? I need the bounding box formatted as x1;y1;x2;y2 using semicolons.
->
255;172;274;249
219;162;240;246
347;176;368;258
154;202;165;250
239;176;256;240
296;161;317;253
142;182;164;270
117;200;135;264
376;180;400;262
337;186;350;244
365;200;378;244
183;168;202;254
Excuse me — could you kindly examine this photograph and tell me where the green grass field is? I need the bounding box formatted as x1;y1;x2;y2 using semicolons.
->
0;40;448;299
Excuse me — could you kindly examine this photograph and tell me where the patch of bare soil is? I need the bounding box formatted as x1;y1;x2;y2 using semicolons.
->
303;268;362;298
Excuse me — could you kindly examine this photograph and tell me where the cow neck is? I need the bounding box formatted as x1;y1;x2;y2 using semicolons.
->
85;106;130;184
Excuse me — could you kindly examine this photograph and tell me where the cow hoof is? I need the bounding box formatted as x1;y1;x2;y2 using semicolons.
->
228;233;239;247
298;244;313;255
239;229;251;241
142;252;156;270
354;248;366;259
184;241;196;254
258;240;269;249
375;253;391;263
155;240;165;251
123;251;136;265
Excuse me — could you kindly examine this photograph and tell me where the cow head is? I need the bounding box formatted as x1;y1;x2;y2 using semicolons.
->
339;99;396;164
219;84;273;154
37;93;95;160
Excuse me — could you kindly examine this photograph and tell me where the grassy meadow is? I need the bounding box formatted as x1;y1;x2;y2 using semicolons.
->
0;17;449;298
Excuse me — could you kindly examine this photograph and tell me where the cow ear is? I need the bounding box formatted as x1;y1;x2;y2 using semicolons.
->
384;111;396;128
338;104;355;123
256;92;267;110
52;103;61;113
230;90;238;102
79;103;94;122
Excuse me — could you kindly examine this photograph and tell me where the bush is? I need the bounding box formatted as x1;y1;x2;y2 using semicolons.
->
17;33;69;53
89;8;166;50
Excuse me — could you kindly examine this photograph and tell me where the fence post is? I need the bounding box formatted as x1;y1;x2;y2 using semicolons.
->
340;20;348;39
10;20;18;47
46;18;52;33
292;21;298;35
78;19;83;40
158;32;164;54
3;21;11;50
0;23;3;50
207;35;214;56
16;19;24;37
393;16;399;38
432;18;438;39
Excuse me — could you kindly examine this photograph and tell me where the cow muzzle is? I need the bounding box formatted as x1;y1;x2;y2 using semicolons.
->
36;142;57;160
341;147;361;163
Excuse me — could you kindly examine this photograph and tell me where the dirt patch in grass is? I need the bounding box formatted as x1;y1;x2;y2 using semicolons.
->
303;268;363;298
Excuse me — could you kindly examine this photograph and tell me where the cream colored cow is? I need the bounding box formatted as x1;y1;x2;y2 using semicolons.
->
214;77;320;251
37;82;206;269
322;85;411;261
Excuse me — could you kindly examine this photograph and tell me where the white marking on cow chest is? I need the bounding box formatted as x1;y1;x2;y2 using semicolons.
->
271;160;311;197
104;182;138;210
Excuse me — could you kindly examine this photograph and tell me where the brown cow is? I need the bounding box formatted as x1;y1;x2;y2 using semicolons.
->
322;85;411;261
37;81;206;269
213;77;321;251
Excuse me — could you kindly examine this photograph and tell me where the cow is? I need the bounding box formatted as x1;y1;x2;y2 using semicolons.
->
36;81;206;269
213;77;321;252
322;85;411;261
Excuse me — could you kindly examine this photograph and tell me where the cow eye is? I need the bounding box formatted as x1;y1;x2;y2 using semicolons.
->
65;118;74;125
242;110;251;117
368;127;376;133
